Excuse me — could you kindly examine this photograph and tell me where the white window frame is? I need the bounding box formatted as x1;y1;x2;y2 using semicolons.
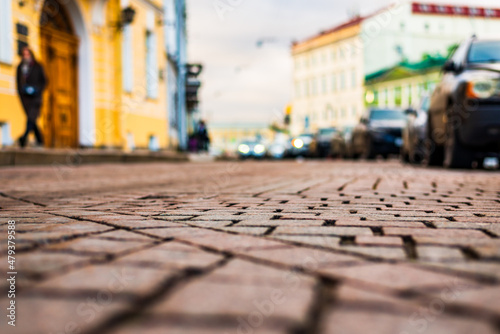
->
122;25;134;93
146;29;159;99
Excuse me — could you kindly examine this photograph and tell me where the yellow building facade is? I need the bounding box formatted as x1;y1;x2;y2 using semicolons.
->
0;0;170;149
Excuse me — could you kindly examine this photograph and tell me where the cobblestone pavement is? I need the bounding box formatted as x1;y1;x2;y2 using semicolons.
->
1;160;500;334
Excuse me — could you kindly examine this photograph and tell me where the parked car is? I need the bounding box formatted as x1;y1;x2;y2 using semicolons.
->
237;140;267;159
288;133;314;158
310;127;338;158
427;36;500;168
351;108;407;159
331;126;354;158
401;95;430;163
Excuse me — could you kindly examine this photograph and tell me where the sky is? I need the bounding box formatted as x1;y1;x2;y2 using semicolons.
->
186;0;500;125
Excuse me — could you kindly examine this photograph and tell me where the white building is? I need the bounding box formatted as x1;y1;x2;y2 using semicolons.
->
290;1;500;135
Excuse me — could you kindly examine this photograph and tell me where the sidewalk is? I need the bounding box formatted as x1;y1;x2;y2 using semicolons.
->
0;147;189;166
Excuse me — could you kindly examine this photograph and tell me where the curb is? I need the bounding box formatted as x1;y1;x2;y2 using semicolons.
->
0;149;189;167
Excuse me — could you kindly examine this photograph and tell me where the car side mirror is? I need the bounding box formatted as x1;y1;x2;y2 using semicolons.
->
405;108;417;116
442;61;456;73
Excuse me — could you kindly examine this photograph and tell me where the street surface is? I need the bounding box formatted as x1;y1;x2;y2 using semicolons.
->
1;160;500;334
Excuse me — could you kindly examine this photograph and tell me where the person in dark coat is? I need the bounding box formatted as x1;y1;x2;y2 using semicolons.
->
16;47;47;148
197;120;210;152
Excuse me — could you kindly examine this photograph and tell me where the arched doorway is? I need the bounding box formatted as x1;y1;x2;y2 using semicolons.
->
40;0;79;148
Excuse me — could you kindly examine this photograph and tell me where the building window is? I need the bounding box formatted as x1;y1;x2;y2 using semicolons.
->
146;30;159;99
304;80;310;97
351;106;357;118
331;48;337;62
321;75;327;94
373;90;379;105
340;72;346;90
341;108;346;119
384;88;389;106
322;52;327;65
312;78;318;96
0;0;14;64
407;85;412;106
295;82;301;99
395;86;402;106
351;69;356;89
122;25;134;93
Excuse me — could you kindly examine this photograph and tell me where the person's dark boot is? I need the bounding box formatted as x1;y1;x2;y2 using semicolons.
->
18;137;26;148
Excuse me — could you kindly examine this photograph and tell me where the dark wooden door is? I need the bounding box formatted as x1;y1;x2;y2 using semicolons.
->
40;28;79;148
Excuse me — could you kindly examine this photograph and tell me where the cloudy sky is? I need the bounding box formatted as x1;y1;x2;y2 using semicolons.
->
186;0;499;125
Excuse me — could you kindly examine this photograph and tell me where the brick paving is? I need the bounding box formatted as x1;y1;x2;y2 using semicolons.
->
0;160;500;334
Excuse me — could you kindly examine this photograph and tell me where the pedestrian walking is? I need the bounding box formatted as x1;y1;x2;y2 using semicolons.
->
16;47;47;148
197;120;210;152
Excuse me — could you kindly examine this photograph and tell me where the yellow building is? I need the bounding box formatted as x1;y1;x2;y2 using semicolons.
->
0;0;170;149
291;17;365;135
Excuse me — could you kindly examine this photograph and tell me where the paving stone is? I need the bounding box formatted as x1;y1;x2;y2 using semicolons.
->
324;263;476;291
0;296;128;334
43;236;151;255
113;242;223;269
31;263;177;298
322;308;498;334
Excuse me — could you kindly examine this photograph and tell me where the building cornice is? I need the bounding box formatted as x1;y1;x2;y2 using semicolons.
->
292;22;362;55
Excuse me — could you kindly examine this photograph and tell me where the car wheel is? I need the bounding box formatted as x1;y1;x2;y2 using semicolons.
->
362;138;376;160
401;149;410;163
443;123;474;169
425;119;444;166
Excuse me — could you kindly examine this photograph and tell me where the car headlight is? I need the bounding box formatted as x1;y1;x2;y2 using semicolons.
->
466;79;498;99
253;144;266;154
238;144;250;154
292;138;304;149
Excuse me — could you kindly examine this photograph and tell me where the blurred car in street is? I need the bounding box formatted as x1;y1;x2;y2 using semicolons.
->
351;108;407;159
331;126;354;158
267;133;291;159
237;140;267;159
427;37;500;168
401;95;430;164
310;127;338;158
288;133;314;158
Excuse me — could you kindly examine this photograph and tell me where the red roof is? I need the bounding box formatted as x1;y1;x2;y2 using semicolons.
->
296;16;365;46
294;3;396;46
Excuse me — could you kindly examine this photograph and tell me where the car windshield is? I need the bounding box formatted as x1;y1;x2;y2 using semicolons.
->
369;109;406;121
468;41;500;63
318;128;337;135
